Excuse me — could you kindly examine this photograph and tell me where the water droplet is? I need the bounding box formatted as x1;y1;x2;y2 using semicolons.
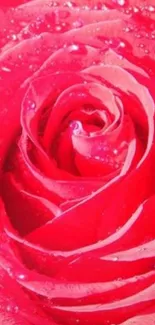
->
82;5;90;10
29;64;37;72
72;19;84;28
94;2;107;10
1;66;11;72
139;43;145;48
63;1;76;7
68;44;87;55
18;54;23;60
115;0;126;6
150;33;155;39
94;155;101;160
46;24;51;29
70;120;82;134
123;26;132;33
133;6;140;13
147;5;155;12
6;304;19;313
11;34;17;41
55;22;69;32
27;100;36;111
113;149;118;155
119;41;126;48
144;49;150;54
112;256;119;261
135;33;142;39
125;9;130;14
56;25;62;32
119;0;125;5
48;1;59;6
17;273;26;280
69;44;79;52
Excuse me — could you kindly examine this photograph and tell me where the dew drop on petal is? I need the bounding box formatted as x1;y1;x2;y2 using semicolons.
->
112;256;119;261
145;49;150;54
150;33;155;39
63;1;76;8
10;34;18;41
72;20;84;28
135;33;142;39
1;66;11;72
55;24;63;32
123;27;129;33
68;44;87;55
70;120;82;134
18;54;23;60
133;6;140;13
117;0;126;5
17;273;27;280
28;64;37;72
26;100;36;111
6;303;19;314
119;41;126;48
48;1;59;6
147;5;155;12
94;156;101;161
113;0;126;6
113;149;118;155
139;43;145;48
68;44;79;52
82;5;90;10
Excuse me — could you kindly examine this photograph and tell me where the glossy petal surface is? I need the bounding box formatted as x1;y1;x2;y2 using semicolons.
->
0;1;155;325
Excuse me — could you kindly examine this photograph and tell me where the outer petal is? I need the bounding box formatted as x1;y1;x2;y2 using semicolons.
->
0;266;54;325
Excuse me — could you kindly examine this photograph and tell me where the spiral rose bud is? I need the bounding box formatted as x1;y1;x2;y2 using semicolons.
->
0;1;155;324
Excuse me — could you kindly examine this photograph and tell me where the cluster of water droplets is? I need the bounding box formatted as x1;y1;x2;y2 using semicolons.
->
5;302;19;314
113;0;155;12
48;1;107;10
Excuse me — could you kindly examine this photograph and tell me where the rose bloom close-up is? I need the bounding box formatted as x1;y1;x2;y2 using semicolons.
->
1;0;155;324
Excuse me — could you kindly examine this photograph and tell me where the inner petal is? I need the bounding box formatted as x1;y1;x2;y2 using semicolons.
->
45;82;125;178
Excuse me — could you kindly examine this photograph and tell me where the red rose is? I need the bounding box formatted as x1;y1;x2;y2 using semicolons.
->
0;0;155;324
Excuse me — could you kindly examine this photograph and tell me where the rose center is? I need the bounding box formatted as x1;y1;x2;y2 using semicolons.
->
48;103;129;178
